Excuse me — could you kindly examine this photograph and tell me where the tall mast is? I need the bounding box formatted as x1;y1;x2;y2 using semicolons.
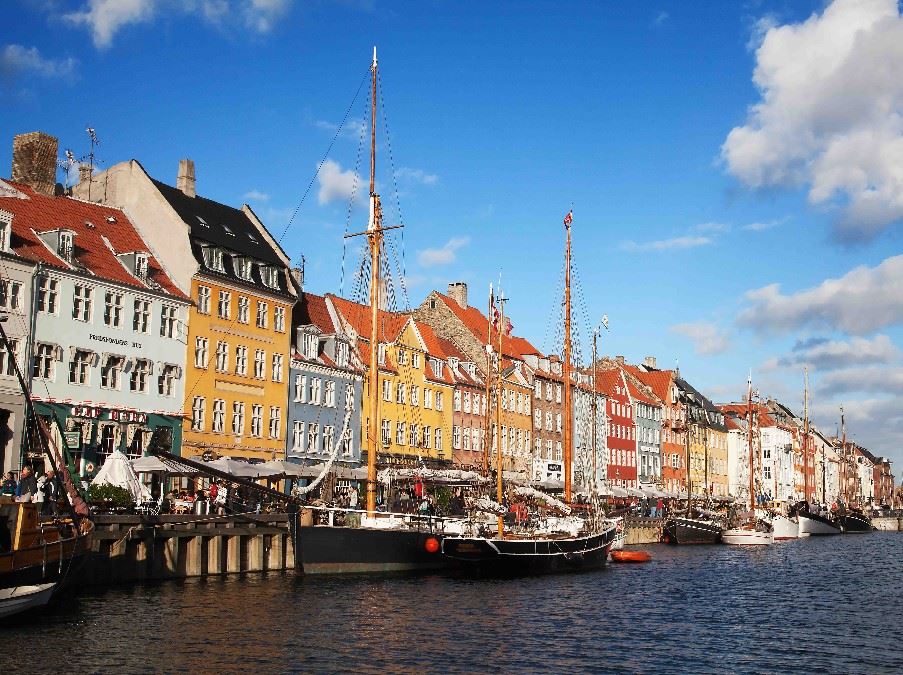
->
685;403;692;502
840;405;847;504
747;373;755;513
563;212;573;502
365;47;381;516
803;367;810;503
483;284;493;475
496;294;506;536
591;332;597;496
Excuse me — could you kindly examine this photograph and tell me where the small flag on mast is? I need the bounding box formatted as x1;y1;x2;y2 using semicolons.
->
563;210;573;227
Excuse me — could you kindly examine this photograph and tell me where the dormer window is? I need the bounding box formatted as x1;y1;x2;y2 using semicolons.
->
222;224;235;236
378;344;386;366
201;245;224;272
0;211;11;252
135;253;149;281
58;231;74;262
335;341;349;367
261;265;279;289
234;256;252;281
303;332;318;359
197;216;209;228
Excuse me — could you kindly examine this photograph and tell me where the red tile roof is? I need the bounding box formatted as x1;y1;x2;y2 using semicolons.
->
718;403;776;427
434;291;540;360
2;180;186;299
298;292;336;334
328;294;408;344
625;366;675;404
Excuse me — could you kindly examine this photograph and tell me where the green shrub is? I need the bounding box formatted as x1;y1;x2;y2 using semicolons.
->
87;483;132;507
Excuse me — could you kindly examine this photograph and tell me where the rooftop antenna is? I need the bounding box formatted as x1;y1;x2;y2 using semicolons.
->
57;149;77;191
86;126;99;201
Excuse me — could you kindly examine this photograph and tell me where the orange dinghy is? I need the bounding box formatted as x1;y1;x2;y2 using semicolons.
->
610;550;652;563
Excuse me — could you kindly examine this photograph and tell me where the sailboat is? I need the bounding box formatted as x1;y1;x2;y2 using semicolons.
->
722;376;773;545
795;400;840;536
440;211;617;575
834;407;871;534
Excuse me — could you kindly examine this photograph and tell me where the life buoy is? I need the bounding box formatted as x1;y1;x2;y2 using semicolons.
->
424;537;440;554
85;462;95;474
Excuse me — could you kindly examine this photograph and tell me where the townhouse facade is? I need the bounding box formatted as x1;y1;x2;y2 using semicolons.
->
635;365;686;495
440;339;485;469
597;367;636;488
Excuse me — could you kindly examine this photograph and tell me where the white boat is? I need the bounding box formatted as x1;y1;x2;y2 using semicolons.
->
771;514;800;540
722;523;774;546
609;517;625;552
798;513;841;536
0;583;56;619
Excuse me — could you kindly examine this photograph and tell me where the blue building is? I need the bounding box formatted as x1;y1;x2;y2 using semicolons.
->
287;292;362;468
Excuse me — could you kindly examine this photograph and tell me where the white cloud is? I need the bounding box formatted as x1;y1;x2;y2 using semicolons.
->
315;117;367;141
654;10;669;26
722;0;903;241
317;159;363;206
417;237;470;267
780;334;900;370
669;321;731;355
816;365;903;397
810;397;903;461
742;218;783;231
394;167;438;186
0;44;76;78
692;222;730;233
621;235;713;252
738;254;903;334
61;0;291;49
243;189;270;202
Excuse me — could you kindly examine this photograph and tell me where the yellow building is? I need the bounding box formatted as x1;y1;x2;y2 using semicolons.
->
688;415;730;497
493;361;533;476
329;296;454;465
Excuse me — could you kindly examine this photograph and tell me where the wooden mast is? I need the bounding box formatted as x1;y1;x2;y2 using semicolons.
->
840;404;847;505
365;47;382;517
483;284;493;476
496;294;506;535
563;213;573;503
803;367;810;503
591;331;597;496
747;374;755;514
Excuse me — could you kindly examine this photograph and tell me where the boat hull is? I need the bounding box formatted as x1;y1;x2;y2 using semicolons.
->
837;512;872;533
298;525;449;574
0;583;56;620
771;515;799;540
441;528;616;576
0;516;94;588
722;527;774;546
662;517;722;545
798;513;841;536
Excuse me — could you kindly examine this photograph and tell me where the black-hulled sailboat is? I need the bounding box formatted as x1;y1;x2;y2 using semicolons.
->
440;211;617;575
834;407;872;534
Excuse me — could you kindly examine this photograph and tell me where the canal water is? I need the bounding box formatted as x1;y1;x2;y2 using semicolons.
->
3;533;901;673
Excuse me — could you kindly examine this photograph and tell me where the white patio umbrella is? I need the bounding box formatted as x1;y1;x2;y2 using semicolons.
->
260;459;308;478
92;450;151;502
206;457;280;479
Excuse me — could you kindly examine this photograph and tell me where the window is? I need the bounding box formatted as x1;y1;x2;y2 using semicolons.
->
472;428;480;453
422;426;431;449
294;374;304;401
292;420;304;450
212;399;225;432
410;386;420;407
203;246;225;272
325;380;336;407
231;402;245;435
381;419;392;446
135;253;148;280
463;392;471;414
0;339;17;376
534;409;541;429
382;379;392;402
462;427;470;451
262;266;279;289
396;382;406;405
130;358;151;392
409;424;419;447
764;465;772;480
73;285;93;321
254;349;265;378
556;384;562;403
234;256;252;280
235;346;248;375
546;382;553;401
378;344;386;365
435;392;444;411
397;349;408;366
309;377;322;404
195;337;209;368
33;343;55;379
424;389;433;409
556;413;562;432
101;355;124;389
218;291;231;319
269;406;281;438
453;425;461;449
197;286;211;314
341;428;353;457
335;341;349;367
454;390;461;412
160;305;176;337
58;231;73;261
0;217;8;252
0;278;22;311
191;397;205;431
256;301;268;328
272;354;283;382
435;428;443;453
397;421;406;445
302;333;317;359
252;405;263;437
133;299;150;332
215;341;228;372
104;292;123;327
344;384;354;411
37;276;58;314
237;296;250;323
308;422;320;453
323;426;334;456
412;352;421;368
69;350;92;385
274;306;285;332
546;411;553;431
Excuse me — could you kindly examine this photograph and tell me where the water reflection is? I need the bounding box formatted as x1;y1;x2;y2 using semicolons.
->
2;534;901;673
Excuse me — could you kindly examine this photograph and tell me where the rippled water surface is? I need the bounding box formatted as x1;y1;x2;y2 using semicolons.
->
3;533;902;673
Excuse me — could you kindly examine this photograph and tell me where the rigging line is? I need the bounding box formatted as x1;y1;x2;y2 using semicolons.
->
277;67;370;244
340;89;370;298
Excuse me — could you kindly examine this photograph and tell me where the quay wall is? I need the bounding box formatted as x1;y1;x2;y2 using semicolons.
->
624;516;663;544
83;513;296;585
872;516;901;532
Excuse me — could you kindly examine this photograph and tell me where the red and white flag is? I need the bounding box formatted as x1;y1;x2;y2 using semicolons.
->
563;210;573;227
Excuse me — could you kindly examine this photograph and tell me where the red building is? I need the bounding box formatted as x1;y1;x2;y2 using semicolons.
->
597;368;637;488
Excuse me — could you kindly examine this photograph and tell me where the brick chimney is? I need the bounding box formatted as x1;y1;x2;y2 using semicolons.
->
447;281;467;308
643;355;657;369
11;131;58;196
176;159;196;197
78;163;92;186
616;355;625;365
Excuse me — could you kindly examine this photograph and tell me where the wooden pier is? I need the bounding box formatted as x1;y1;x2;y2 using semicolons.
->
83;513;297;584
624;516;663;544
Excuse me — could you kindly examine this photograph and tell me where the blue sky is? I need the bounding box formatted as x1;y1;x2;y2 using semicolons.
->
3;0;903;471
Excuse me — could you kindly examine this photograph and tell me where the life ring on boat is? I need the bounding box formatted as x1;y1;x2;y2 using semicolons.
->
85;462;95;474
611;550;652;563
424;537;440;554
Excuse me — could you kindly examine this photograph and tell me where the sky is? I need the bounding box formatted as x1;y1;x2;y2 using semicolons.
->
2;0;902;472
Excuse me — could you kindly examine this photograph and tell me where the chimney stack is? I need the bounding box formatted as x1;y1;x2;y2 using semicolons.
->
177;159;196;198
11;131;58;197
616;355;625;365
78;162;92;186
643;355;657;369
447;281;467;309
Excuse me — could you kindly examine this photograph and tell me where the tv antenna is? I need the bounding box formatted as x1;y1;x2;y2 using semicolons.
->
85;126;100;200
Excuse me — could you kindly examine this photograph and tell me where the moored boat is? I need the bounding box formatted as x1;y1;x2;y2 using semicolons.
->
722;520;773;546
836;510;872;533
0;583;57;620
770;514;799;540
662;514;722;545
610;549;651;563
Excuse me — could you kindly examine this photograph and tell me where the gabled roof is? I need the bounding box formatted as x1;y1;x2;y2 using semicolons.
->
626;365;674;404
718;403;776;427
594;368;625;398
328;294;409;345
2;179;186;300
433;291;540;360
436;337;482;387
297;292;337;334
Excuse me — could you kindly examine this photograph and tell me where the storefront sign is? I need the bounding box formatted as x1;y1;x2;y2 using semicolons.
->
69;405;147;424
108;410;148;424
70;405;101;419
63;431;81;448
89;333;142;349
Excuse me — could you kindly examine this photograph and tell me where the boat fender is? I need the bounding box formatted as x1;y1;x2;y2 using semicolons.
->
662;534;670;544
424;537;440;554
